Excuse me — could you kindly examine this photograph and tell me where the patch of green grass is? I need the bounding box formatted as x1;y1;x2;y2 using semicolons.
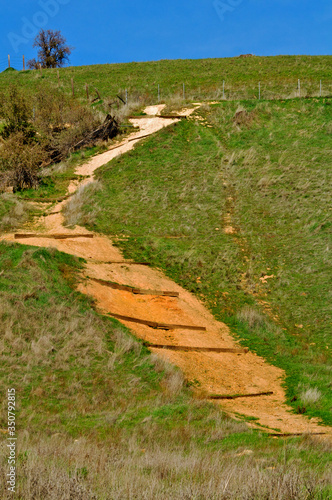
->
0;241;250;445
0;56;331;104
15;144;109;201
79;98;331;425
16;167;78;200
0;241;331;497
0;193;37;231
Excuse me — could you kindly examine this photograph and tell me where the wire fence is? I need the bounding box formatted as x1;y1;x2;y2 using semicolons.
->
52;80;332;104
1;56;331;104
0;56;25;73
91;81;332;104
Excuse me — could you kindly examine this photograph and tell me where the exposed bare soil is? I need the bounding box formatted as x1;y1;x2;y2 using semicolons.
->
2;104;331;438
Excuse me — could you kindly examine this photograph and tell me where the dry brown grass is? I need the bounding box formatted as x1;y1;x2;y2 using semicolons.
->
233;106;258;127
0;248;107;375
111;97;143;123
237;306;266;328
63;181;102;227
0;434;331;499
299;388;322;406
0;243;331;499
0;131;48;190
0;295;104;373
0;193;34;231
151;354;184;396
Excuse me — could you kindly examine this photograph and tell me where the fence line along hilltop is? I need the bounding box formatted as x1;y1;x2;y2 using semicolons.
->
1;54;331;103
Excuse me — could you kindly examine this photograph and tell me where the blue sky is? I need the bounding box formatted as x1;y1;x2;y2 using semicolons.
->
1;0;331;70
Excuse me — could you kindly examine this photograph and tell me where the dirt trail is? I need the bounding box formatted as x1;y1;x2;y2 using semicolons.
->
2;105;331;438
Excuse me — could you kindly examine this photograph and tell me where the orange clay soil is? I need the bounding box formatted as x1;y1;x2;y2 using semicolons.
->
2;104;331;438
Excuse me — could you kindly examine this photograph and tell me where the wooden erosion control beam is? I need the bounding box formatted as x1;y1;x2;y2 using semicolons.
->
159;115;188;119
129;115;187;120
90;277;179;297
108;312;207;331
268;432;327;438
144;343;249;354
18;194;71;203
14;233;94;240
88;259;151;266
208;391;273;400
128;134;154;142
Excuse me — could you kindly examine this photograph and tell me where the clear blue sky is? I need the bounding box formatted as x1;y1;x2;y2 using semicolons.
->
1;0;331;70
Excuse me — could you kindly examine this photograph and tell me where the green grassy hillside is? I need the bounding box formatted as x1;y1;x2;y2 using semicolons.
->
1;56;332;498
1;241;331;498
1;56;331;103
75;97;332;425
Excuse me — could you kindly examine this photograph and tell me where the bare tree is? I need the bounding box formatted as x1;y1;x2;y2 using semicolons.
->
27;29;72;69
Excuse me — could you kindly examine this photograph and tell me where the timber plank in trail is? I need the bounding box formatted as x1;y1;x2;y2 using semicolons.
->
18;194;72;203
144;343;249;354
129;115;187;119
268;432;328;438
90;277;179;297
208;391;273;400
88;259;151;266
15;233;94;239
108;312;207;331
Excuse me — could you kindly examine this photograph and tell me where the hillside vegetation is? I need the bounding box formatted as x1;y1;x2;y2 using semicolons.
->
0;242;331;498
0;56;331;498
1;56;331;103
0;83;108;192
75;97;332;425
0;243;331;500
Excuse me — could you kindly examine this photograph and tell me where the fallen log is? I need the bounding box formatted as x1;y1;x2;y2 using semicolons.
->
72;114;119;151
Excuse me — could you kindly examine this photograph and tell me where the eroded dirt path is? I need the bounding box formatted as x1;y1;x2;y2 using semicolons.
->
2;105;331;437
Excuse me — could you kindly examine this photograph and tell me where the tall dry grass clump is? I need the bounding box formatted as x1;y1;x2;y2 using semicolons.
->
0;434;331;499
151;353;184;396
110;96;143;123
0;193;33;231
63;181;102;227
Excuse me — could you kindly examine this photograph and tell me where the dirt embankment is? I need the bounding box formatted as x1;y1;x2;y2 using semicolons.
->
2;104;331;438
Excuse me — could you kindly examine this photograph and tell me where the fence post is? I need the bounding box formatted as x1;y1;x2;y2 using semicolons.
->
298;79;301;98
125;89;128;105
8;54;10;68
39;63;42;76
23;55;25;71
57;69;60;87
